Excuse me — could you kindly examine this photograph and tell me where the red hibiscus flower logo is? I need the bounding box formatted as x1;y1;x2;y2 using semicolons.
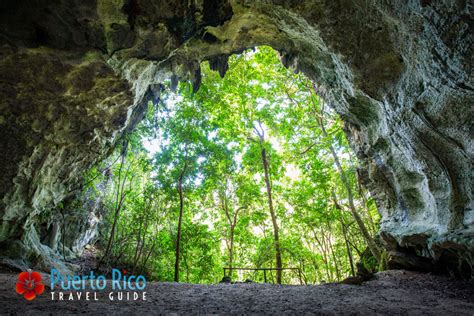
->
15;270;45;301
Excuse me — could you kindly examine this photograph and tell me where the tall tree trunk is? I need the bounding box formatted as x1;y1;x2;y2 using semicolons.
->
133;214;144;273
319;122;381;262
222;188;245;279
298;259;309;285
229;225;235;276
342;220;355;276
183;250;190;283
140;241;156;275
321;230;334;280
311;228;331;280
326;220;341;280
174;161;187;282
133;195;152;273
260;145;283;284
332;191;356;277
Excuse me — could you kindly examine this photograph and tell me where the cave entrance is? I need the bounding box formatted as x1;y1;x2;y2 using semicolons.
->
88;46;380;285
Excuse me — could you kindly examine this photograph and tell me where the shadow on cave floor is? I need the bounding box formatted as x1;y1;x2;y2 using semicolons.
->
1;270;473;315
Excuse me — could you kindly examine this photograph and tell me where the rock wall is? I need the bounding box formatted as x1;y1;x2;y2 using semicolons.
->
0;0;472;276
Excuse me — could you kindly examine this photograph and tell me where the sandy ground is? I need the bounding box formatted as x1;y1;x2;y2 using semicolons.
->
0;270;472;315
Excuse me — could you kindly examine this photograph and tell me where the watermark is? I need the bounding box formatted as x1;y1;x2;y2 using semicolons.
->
15;270;45;301
16;269;147;301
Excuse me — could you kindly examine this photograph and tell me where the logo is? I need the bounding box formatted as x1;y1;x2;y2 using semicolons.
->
50;268;147;301
15;270;45;301
14;268;146;301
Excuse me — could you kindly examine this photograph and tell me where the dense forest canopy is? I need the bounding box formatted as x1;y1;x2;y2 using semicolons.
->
83;46;381;284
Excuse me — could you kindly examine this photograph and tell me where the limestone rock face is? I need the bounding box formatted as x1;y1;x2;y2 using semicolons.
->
0;0;472;276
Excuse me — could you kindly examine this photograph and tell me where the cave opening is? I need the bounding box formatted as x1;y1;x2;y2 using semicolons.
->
0;0;473;313
78;46;381;285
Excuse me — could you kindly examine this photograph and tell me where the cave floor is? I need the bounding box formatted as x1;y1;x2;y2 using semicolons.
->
0;270;472;315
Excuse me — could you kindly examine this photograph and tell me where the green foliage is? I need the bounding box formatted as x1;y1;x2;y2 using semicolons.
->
84;46;381;284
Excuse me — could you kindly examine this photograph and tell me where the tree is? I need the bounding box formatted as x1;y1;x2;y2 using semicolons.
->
215;176;249;276
251;122;283;284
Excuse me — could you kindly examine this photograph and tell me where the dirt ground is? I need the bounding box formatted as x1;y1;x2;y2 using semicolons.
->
0;270;472;315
